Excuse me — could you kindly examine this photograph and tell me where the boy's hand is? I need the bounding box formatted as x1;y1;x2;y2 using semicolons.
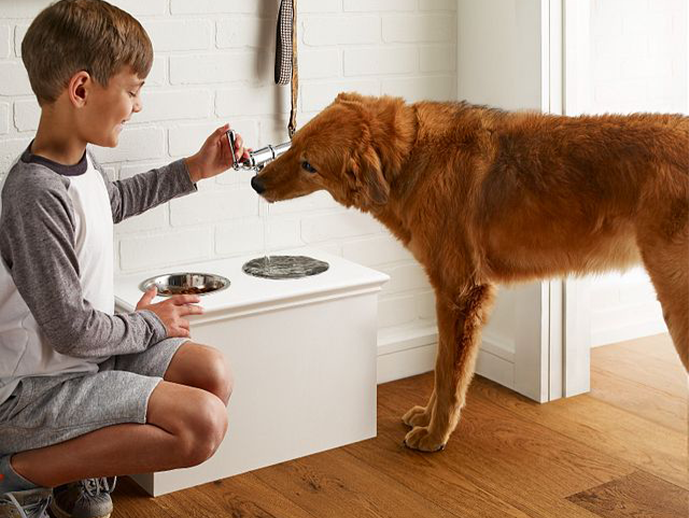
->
184;124;251;183
136;287;204;338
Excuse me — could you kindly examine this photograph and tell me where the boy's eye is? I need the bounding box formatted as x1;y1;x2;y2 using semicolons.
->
301;161;317;173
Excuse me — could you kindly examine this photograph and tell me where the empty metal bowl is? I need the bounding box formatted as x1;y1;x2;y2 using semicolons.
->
139;273;230;297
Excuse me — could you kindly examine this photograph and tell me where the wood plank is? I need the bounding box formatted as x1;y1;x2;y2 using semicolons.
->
114;472;317;518
567;470;689;518
342;413;535;518
111;477;167;518
590;366;687;433
377;373;630;518
468;376;689;490
589;334;688;433
591;338;687;400
252;446;458;518
169;474;319;518
598;334;683;365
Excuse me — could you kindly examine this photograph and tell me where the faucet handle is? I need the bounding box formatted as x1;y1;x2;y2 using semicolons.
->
226;129;240;170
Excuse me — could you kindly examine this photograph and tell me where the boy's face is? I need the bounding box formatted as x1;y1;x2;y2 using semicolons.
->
80;67;144;148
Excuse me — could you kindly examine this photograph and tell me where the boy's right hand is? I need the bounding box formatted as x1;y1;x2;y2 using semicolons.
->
135;287;204;338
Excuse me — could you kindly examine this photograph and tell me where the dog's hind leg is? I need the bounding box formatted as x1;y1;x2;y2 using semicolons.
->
404;283;496;451
638;224;689;372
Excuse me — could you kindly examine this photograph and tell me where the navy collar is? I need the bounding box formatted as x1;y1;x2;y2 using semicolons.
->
21;142;88;176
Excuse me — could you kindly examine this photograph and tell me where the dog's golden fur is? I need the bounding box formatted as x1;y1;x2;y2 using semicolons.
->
253;93;689;451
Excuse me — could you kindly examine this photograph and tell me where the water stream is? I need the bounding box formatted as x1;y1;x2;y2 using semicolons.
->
261;197;272;274
243;184;330;280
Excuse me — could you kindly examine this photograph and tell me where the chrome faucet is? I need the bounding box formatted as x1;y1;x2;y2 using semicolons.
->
227;129;291;172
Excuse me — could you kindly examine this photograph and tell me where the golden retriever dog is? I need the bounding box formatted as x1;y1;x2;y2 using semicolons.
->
250;92;689;452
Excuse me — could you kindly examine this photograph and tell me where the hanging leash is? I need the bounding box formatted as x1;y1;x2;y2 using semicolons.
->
227;1;297;169
289;0;298;139
275;0;298;138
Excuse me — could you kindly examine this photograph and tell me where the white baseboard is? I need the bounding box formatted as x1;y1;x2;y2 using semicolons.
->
592;319;668;347
377;341;436;385
376;323;517;390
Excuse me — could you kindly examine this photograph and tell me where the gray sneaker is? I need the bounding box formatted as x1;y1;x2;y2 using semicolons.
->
49;478;116;518
0;487;53;518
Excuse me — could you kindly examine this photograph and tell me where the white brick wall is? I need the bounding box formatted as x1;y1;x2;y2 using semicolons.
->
585;0;687;346
0;0;457;335
0;24;9;58
0;103;8;135
382;14;455;43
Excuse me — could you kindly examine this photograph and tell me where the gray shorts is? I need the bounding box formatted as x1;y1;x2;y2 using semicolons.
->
0;337;188;456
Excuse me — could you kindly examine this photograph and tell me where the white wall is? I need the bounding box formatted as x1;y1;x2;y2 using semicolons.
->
454;0;553;397
457;0;544;111
0;1;458;353
583;0;687;346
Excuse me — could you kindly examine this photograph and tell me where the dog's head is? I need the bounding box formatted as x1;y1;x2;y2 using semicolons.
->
251;93;410;211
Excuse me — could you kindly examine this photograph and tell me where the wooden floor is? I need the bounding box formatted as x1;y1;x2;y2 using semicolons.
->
113;334;688;518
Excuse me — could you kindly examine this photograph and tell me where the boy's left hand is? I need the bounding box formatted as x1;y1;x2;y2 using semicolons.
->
184;124;250;183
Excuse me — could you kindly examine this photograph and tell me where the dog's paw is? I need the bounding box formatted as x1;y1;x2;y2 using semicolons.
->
403;426;446;452
402;405;431;428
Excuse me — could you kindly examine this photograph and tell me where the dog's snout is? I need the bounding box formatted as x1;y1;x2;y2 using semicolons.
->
251;175;265;194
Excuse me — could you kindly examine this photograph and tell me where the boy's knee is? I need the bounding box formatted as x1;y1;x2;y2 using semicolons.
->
179;392;228;467
205;347;234;405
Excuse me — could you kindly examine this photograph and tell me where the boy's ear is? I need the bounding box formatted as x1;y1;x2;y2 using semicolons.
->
68;71;90;107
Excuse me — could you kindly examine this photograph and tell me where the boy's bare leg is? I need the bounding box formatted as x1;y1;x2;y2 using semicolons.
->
9;342;232;488
10;381;227;488
163;342;233;405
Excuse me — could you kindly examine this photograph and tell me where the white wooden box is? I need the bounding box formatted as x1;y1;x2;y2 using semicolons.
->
114;249;389;496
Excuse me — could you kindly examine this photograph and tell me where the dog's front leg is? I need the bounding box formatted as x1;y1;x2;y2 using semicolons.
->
404;284;495;452
402;391;435;428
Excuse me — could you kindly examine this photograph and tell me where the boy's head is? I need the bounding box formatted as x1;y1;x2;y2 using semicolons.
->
22;0;153;107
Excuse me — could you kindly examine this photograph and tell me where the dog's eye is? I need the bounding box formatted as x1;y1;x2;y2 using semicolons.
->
301;161;317;173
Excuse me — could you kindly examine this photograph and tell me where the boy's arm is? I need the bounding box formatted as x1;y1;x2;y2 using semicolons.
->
0;171;167;358
88;150;197;224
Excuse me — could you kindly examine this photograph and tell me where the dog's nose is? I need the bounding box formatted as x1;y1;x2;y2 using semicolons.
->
251;175;265;194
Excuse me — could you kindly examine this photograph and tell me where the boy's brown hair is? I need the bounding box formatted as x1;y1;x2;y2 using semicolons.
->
22;0;153;106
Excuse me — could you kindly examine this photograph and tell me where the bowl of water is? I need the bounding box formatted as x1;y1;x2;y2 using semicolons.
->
242;255;329;280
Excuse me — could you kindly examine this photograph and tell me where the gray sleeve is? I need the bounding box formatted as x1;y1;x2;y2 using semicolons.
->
88;151;197;224
0;169;167;359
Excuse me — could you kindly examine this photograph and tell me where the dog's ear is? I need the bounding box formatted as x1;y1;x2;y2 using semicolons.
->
349;145;389;207
336;92;365;105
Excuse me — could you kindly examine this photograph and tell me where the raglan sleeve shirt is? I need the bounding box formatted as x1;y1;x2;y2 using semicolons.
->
0;151;198;359
93;152;197;224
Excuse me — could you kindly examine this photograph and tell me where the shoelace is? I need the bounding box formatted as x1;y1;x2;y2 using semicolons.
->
80;477;117;498
5;492;52;518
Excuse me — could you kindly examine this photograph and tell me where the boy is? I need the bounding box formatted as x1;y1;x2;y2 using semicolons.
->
0;1;249;517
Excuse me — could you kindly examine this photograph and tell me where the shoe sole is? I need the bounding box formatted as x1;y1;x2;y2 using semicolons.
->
49;501;111;518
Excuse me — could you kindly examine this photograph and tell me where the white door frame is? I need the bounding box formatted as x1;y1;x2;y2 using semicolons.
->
560;0;593;398
455;0;592;402
543;0;593;400
518;0;593;402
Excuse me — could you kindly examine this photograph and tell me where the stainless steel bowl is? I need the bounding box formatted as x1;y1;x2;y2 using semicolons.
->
139;273;230;297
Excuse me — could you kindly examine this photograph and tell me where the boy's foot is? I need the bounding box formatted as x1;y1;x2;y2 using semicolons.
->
0;487;53;518
49;478;116;518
